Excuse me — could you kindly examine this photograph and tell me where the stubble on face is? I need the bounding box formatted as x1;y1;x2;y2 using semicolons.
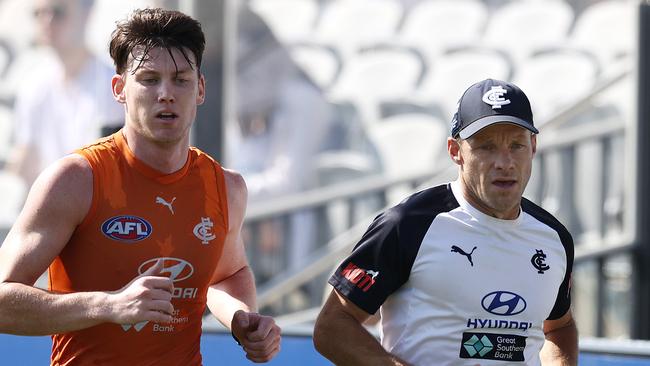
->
120;46;203;147
457;124;535;220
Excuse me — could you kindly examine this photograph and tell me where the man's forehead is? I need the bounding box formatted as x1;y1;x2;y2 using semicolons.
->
127;46;197;73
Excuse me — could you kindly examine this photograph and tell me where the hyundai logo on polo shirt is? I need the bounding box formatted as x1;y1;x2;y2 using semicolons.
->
481;291;527;316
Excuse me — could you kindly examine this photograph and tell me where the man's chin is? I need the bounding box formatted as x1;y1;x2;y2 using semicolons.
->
146;131;184;145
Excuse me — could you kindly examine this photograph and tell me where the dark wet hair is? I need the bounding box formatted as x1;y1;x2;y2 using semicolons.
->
109;8;205;75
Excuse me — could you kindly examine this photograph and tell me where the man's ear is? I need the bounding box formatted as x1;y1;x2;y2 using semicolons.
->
112;74;126;104
531;133;537;156
196;74;206;105
448;137;463;166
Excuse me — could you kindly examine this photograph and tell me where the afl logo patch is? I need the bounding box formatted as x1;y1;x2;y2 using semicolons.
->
101;216;152;242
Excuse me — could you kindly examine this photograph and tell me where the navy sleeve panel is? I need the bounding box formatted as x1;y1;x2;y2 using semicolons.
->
521;198;575;320
329;184;459;314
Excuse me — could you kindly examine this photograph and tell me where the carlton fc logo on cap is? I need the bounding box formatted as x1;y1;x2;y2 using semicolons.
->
102;215;152;242
482;86;511;109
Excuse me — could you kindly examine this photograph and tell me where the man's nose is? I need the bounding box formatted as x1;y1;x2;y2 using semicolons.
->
494;149;515;169
158;82;175;103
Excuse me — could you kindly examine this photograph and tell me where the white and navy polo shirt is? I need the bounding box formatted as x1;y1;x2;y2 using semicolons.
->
329;181;574;365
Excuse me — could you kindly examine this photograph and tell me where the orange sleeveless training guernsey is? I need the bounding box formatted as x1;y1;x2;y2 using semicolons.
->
48;131;229;366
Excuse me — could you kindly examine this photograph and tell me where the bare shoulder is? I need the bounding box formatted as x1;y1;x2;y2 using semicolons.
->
24;154;93;225
222;168;248;208
43;154;92;180
222;168;247;194
0;154;93;284
221;168;248;232
32;154;92;194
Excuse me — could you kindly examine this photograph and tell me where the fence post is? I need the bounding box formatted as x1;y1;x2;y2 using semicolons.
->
632;0;650;340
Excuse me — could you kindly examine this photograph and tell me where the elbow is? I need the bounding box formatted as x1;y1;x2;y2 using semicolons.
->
0;282;15;332
312;313;331;355
0;281;11;308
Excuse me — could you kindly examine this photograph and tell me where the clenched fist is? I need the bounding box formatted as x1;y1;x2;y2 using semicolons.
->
231;310;281;363
107;259;175;326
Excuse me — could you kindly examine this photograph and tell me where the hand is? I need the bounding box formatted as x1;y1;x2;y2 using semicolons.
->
231;310;281;363
107;259;174;325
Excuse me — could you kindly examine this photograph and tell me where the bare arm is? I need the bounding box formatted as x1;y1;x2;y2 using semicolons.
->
540;310;578;366
206;169;280;363
0;155;174;335
207;169;256;324
313;289;411;366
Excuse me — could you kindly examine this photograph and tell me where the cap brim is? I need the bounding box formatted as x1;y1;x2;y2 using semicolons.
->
458;115;539;139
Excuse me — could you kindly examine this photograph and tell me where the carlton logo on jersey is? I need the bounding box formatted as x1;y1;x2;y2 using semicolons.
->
481;291;527;316
193;217;216;244
101;215;152;242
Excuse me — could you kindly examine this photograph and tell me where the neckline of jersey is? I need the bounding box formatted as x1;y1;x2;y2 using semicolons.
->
114;130;193;185
449;180;523;227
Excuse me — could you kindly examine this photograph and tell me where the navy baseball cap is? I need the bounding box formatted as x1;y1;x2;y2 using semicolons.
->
450;79;538;139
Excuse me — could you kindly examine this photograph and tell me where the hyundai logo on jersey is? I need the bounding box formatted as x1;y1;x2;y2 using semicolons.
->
481;291;527;316
101;215;153;242
139;257;198;300
138;257;194;282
